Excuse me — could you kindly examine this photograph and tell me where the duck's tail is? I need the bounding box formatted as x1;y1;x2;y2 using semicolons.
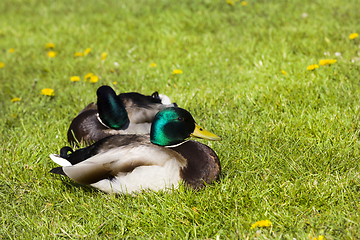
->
159;94;172;105
49;154;72;167
49;166;66;176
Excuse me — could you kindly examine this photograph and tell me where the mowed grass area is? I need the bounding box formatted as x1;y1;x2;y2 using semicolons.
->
1;0;360;238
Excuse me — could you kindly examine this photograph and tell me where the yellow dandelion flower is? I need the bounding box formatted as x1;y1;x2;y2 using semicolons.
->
241;1;249;6
0;62;4;68
41;88;55;96
319;59;329;66
47;51;58;58
70;76;80;82
89;75;99;83
313;235;325;240
113;81;117;85
281;70;287;75
74;52;84;58
11;97;21;103
349;33;358;40
84;73;94;81
45;43;55;49
84;48;91;55
251;220;272;229
101;52;108;60
306;64;319;71
319;59;337;66
149;63;157;67
226;0;235;5
9;48;15;53
172;69;183;75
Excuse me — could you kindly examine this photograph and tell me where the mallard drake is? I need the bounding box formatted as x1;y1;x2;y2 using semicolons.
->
67;85;176;146
50;107;221;194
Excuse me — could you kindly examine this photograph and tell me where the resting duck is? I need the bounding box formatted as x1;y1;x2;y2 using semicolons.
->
67;85;176;146
50;107;221;194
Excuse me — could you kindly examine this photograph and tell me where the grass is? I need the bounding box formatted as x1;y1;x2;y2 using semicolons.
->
0;0;360;238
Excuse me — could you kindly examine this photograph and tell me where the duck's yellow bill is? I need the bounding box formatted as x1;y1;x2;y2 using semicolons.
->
190;124;221;141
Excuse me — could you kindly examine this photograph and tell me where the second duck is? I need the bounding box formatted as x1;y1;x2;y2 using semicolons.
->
67;85;176;146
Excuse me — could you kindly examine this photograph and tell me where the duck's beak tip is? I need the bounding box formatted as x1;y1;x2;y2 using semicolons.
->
191;124;221;141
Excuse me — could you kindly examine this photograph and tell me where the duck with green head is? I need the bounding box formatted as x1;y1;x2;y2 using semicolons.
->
67;85;176;146
51;107;221;194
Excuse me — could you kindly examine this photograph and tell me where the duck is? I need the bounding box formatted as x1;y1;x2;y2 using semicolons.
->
67;85;176;146
50;107;221;194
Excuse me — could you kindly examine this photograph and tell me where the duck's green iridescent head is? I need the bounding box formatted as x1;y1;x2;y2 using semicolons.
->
150;107;221;146
97;86;129;129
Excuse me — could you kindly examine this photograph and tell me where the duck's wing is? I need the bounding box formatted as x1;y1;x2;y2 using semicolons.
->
51;142;186;186
119;92;176;124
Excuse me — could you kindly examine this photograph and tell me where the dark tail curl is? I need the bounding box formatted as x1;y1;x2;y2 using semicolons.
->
60;146;73;159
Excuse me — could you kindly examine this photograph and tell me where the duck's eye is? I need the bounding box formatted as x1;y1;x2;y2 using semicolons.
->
177;117;184;121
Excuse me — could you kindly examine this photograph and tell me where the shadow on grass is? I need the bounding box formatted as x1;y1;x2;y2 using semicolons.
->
50;174;100;194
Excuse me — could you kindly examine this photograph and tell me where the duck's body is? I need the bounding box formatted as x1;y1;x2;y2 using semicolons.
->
67;86;175;146
51;107;221;194
51;136;220;193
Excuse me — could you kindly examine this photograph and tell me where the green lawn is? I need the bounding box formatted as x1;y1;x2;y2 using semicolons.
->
1;0;359;238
